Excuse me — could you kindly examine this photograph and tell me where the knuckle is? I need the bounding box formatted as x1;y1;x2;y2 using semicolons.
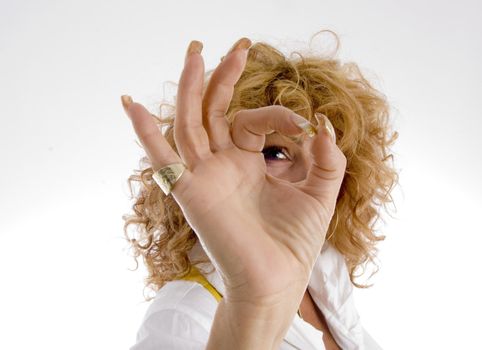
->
231;109;243;120
231;111;241;128
129;102;144;116
142;128;158;141
204;106;226;120
269;104;290;116
338;150;347;166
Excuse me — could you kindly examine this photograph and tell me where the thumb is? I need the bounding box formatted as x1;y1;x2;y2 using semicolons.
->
299;113;347;215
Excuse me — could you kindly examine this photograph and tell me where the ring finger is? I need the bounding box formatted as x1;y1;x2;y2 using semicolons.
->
174;40;213;169
201;37;252;152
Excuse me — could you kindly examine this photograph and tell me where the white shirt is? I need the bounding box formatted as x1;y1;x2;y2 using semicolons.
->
131;240;383;350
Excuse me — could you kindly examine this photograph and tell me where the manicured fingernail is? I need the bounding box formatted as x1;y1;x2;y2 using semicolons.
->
315;113;336;143
290;114;317;138
121;95;133;113
227;37;252;55
184;40;203;65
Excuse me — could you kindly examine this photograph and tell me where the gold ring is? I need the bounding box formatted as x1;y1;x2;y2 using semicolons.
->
152;163;187;196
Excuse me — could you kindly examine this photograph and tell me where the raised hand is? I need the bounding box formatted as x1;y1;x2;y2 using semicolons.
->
121;38;347;310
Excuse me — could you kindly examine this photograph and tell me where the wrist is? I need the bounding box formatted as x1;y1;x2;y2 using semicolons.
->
206;296;301;350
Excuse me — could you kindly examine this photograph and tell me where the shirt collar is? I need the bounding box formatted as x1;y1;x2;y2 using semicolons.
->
187;239;364;349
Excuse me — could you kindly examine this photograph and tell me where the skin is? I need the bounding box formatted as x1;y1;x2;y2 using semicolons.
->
265;133;341;349
122;38;347;349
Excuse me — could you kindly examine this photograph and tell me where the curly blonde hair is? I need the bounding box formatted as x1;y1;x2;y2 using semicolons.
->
122;30;399;297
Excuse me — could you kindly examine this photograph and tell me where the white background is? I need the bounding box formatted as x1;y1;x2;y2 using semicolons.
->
1;0;481;349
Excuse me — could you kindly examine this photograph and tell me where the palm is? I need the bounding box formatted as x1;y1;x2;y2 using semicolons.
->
176;145;330;300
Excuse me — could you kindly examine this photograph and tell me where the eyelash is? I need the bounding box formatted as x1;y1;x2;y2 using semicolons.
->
261;145;290;161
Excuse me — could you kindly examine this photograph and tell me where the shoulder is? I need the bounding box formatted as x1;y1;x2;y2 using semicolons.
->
130;280;218;350
144;279;219;321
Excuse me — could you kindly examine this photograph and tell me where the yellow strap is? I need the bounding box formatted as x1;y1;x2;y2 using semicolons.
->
181;265;223;302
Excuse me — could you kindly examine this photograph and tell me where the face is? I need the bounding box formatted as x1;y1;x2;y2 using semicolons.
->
262;131;315;183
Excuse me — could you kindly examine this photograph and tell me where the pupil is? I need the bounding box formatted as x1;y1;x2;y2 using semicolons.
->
262;146;287;160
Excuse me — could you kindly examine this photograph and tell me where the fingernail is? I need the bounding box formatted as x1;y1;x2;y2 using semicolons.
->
227;37;252;55
185;40;203;65
290;114;317;138
315;113;336;143
121;95;133;113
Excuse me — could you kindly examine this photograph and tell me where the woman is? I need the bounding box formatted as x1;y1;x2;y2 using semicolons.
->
122;32;399;349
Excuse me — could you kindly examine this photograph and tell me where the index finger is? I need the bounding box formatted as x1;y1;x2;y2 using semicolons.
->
231;105;318;152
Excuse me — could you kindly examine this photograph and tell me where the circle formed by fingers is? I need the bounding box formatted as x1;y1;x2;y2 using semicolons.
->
231;105;313;152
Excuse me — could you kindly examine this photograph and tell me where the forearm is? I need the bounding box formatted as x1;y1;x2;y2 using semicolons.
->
206;298;299;350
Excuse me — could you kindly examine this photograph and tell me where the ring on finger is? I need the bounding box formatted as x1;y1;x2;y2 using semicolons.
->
153;163;187;196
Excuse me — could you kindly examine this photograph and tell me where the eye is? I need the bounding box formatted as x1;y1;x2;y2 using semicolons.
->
262;145;290;161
